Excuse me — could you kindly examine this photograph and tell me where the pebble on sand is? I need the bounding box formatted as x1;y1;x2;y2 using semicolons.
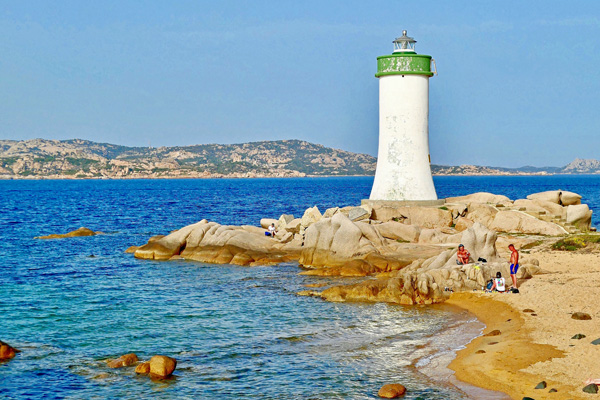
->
583;383;599;393
484;330;501;337
534;381;546;389
571;312;592;320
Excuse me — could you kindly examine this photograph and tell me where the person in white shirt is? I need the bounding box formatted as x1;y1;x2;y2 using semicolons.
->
267;223;277;237
490;271;506;293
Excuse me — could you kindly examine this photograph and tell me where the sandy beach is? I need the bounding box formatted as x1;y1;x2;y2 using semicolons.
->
447;244;600;399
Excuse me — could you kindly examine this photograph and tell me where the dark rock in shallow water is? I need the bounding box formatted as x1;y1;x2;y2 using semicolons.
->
522;397;535;400
572;312;592;320
583;383;599;393
571;333;586;340
534;381;547;389
548;388;557;393
476;350;486;354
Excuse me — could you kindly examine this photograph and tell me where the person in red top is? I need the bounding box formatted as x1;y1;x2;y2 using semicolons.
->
508;244;520;289
456;244;470;265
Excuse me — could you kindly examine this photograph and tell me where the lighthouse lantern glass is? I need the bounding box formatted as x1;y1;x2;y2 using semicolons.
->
392;30;416;53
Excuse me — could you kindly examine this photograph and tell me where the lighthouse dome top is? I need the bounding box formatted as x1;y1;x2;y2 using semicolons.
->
392;30;417;53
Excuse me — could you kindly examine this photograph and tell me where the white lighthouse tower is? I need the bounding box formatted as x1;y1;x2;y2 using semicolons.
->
369;31;438;202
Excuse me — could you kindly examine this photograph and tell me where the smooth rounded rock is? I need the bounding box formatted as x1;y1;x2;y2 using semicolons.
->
149;355;177;378
378;383;406;398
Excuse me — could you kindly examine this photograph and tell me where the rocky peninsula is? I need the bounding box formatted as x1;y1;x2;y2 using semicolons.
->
129;189;599;399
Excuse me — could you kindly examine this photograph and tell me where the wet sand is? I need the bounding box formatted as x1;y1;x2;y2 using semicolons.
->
447;249;600;400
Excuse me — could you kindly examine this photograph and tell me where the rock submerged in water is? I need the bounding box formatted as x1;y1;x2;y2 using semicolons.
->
0;340;19;360
378;383;406;398
107;353;138;368
135;362;150;374
35;227;98;239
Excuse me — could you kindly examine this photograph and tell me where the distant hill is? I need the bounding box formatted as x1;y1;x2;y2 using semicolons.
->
0;138;595;179
0;139;376;178
562;158;600;174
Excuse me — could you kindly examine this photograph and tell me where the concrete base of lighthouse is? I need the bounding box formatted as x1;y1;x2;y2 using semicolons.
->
361;199;445;208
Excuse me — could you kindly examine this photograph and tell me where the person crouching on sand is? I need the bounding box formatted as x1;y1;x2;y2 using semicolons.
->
508;244;519;289
456;244;470;265
489;272;506;293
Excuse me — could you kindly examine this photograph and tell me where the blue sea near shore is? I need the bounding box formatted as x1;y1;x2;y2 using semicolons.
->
1;175;598;399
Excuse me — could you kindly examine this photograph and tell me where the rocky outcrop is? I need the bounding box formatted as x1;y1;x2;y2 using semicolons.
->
135;220;303;265
566;204;592;230
35;227;98;239
446;192;512;205
527;190;581;206
298;213;447;276
375;221;421;243
370;205;452;228
131;190;591;305
490;211;567;235
311;224;539;305
300;206;322;235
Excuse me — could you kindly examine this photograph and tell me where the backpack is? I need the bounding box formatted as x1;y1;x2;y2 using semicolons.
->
486;279;494;290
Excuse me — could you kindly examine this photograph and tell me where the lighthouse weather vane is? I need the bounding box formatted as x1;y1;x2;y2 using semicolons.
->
369;30;439;202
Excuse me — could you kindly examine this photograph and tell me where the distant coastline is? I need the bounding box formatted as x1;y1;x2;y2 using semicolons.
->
1;138;598;180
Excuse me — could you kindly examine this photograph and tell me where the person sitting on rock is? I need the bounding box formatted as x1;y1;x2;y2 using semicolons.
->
456;244;470;265
267;223;277;238
489;272;506;293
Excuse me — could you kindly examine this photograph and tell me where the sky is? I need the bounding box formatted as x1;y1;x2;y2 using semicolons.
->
0;1;599;168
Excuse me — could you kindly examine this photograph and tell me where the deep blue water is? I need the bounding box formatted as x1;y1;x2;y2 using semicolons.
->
0;176;598;399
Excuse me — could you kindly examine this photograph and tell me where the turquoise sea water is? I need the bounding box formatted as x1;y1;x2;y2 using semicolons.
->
1;176;598;399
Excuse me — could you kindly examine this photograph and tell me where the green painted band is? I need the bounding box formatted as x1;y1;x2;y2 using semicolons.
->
376;54;431;60
376;53;433;77
375;71;434;77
